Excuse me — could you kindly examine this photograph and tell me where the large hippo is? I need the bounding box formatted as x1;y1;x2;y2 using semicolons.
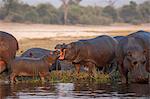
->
0;31;19;73
21;48;61;71
10;51;59;83
56;35;118;75
128;30;150;73
116;30;149;83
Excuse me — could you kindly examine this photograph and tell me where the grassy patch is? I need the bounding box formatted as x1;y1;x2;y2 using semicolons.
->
14;71;111;84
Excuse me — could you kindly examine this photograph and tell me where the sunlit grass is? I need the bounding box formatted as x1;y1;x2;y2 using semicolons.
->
13;71;111;84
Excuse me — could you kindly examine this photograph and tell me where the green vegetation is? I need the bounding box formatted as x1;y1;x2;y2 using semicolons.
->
14;71;111;84
0;0;149;25
50;71;110;83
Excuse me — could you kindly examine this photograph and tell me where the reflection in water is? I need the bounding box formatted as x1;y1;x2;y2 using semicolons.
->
55;83;74;98
0;82;149;99
0;83;11;99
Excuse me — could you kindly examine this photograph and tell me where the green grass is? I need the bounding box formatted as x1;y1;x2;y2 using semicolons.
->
0;70;120;84
13;71;111;84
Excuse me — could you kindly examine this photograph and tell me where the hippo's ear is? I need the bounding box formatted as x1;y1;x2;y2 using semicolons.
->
127;51;132;57
62;43;66;46
62;43;67;49
61;43;66;49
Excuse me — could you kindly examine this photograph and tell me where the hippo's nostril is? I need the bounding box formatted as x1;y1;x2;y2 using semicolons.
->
133;61;138;66
141;60;146;65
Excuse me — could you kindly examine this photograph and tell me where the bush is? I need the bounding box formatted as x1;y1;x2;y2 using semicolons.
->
119;1;143;24
102;6;118;22
0;8;6;20
24;9;39;23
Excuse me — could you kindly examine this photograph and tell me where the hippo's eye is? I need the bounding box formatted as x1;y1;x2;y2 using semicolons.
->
142;61;146;64
133;61;138;66
127;51;132;57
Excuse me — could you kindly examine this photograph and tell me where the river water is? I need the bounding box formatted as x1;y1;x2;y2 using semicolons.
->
0;82;149;99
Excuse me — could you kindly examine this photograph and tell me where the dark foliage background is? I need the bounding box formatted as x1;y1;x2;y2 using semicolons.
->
0;0;149;25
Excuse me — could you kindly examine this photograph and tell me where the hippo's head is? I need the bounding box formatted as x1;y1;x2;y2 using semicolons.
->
55;43;66;50
124;49;149;83
46;50;60;64
58;42;79;62
55;43;67;59
0;57;6;74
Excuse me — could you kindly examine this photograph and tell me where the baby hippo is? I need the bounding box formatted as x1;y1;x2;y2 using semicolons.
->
10;51;59;83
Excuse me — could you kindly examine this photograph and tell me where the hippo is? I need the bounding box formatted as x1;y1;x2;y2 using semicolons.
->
114;36;125;42
0;31;19;74
128;30;150;73
116;31;149;83
56;35;118;75
21;48;61;71
10;51;59;83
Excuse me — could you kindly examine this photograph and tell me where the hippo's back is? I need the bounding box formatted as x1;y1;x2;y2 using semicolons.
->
114;36;125;42
21;48;51;58
128;30;150;41
21;48;61;71
77;35;117;66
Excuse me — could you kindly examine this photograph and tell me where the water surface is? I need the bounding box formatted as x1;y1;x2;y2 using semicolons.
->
0;82;149;99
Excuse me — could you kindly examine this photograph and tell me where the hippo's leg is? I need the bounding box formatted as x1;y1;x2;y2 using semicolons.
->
146;62;150;73
148;74;150;84
75;64;80;74
119;63;128;84
55;60;61;71
101;65;108;74
46;72;51;81
147;49;150;73
39;72;46;82
86;62;96;77
10;73;16;83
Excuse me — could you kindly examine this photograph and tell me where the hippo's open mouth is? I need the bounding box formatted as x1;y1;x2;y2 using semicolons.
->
55;48;66;60
0;60;6;73
59;49;66;60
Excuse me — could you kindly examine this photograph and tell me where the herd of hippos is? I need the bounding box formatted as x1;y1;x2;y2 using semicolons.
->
0;30;150;84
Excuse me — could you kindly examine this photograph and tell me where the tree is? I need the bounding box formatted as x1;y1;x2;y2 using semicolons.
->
36;3;61;24
138;1;150;23
1;0;25;21
2;0;19;16
119;1;142;24
67;4;83;24
102;5;118;22
68;0;82;5
24;9;39;23
60;0;69;24
105;0;118;6
60;0;82;24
